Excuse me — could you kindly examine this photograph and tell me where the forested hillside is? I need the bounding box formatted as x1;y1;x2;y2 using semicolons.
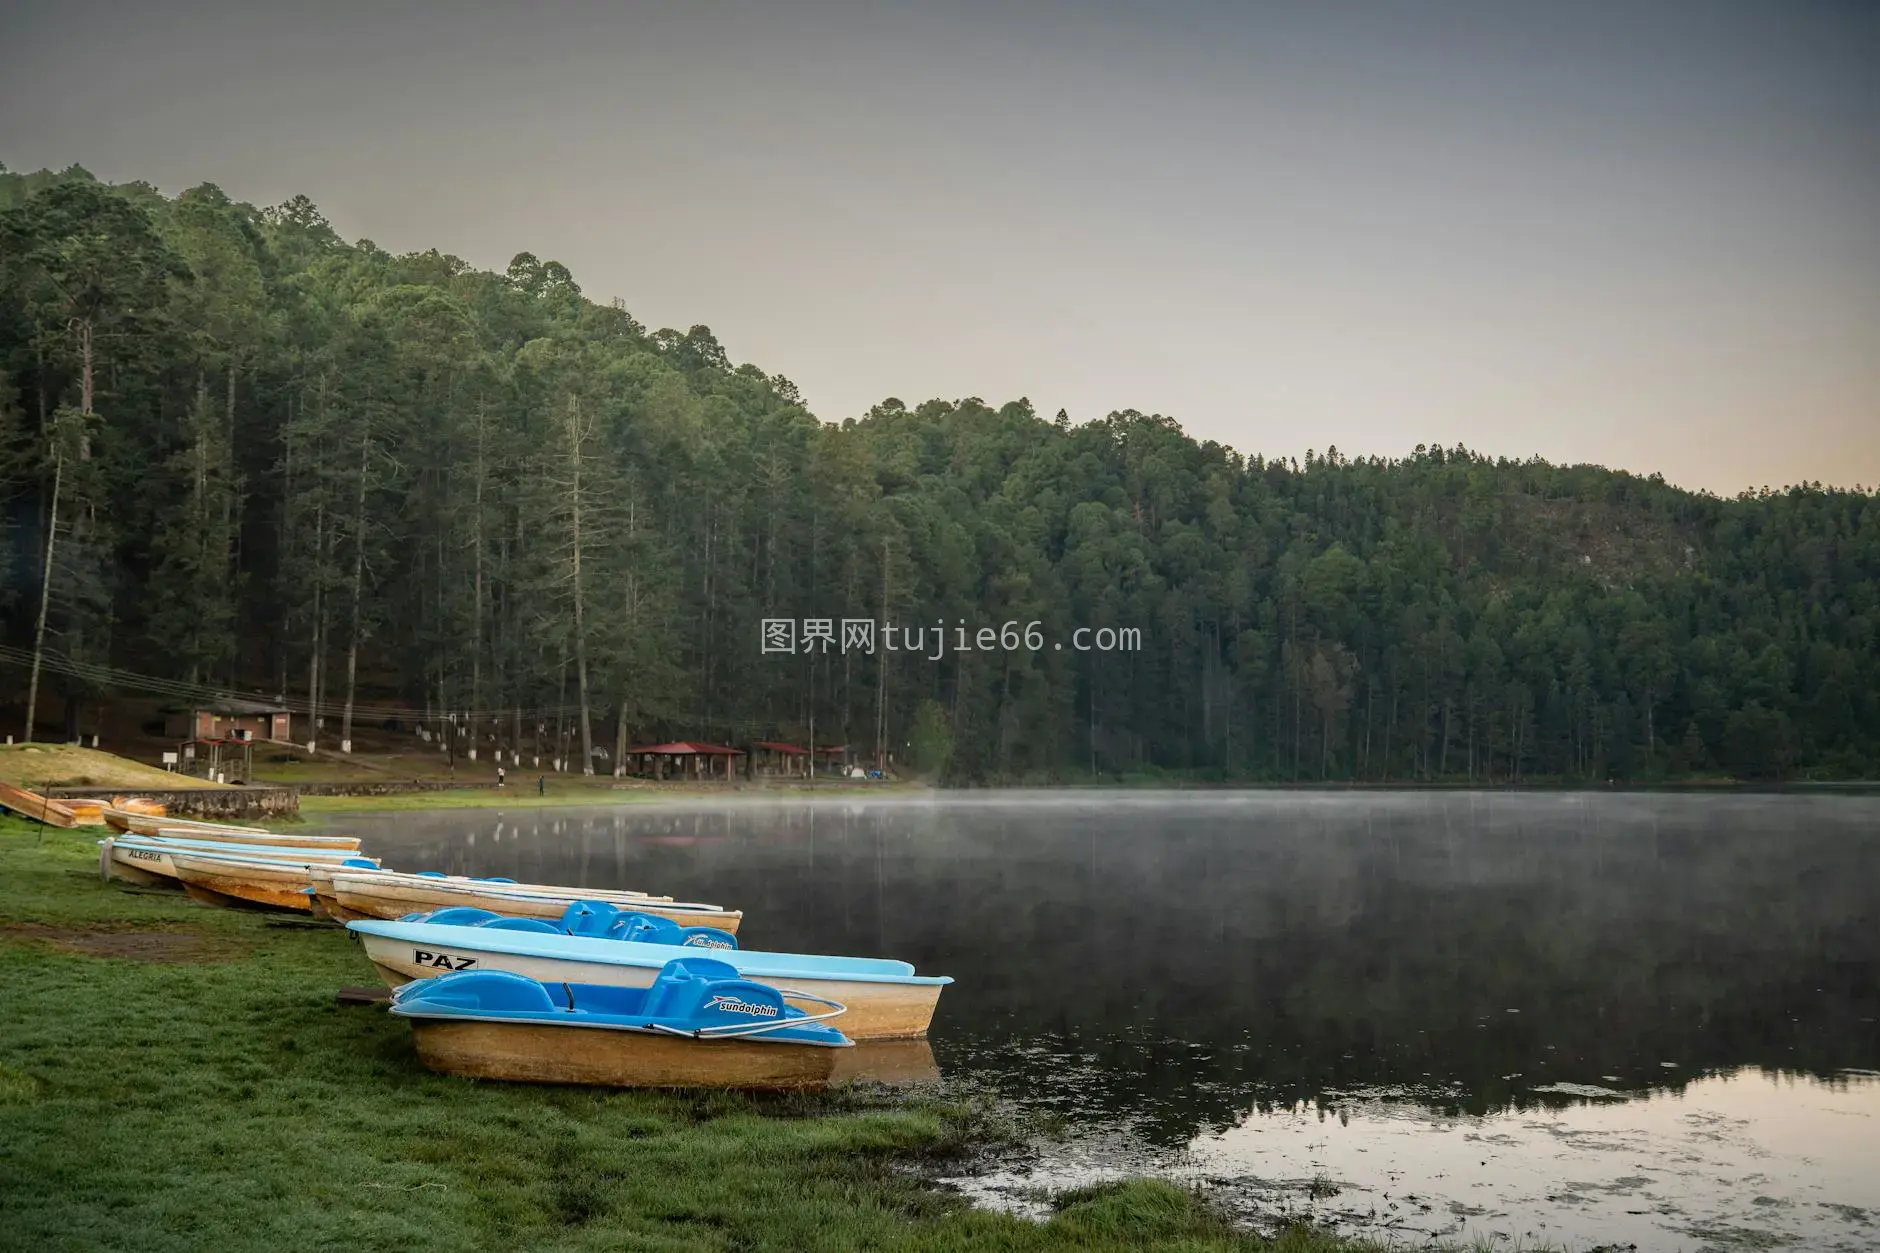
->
1;164;1875;782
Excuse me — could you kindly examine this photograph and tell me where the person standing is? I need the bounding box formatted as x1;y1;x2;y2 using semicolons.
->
537;775;546;796
497;765;506;788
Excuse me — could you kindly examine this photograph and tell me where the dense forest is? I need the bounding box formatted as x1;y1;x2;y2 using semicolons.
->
0;163;1875;782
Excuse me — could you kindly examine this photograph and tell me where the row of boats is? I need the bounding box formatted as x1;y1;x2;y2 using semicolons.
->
96;807;953;1089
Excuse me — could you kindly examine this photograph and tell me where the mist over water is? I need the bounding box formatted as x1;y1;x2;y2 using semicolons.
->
338;792;1880;1249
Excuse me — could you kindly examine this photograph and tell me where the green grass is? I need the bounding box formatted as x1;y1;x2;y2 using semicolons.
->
0;818;1388;1252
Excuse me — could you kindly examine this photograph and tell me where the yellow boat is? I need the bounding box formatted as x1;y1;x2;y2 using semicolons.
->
169;850;378;912
0;781;80;828
104;808;267;836
102;808;362;850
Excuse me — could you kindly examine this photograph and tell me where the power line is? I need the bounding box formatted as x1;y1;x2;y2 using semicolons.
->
0;644;824;736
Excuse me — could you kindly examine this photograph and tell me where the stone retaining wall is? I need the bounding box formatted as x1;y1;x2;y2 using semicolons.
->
291;780;500;798
45;785;301;819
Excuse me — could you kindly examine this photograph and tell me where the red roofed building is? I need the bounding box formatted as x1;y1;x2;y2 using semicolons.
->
750;741;808;777
622;741;746;781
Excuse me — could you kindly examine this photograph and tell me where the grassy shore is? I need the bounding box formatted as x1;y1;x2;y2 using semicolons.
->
0;817;1403;1252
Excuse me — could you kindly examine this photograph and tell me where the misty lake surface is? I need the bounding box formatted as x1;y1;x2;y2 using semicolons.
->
335;792;1880;1251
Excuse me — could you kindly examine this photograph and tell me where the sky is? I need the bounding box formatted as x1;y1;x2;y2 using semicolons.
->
2;0;1877;495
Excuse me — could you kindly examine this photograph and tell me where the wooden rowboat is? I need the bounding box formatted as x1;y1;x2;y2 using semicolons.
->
348;917;948;1041
303;867;660;921
103;809;269;836
103;809;363;850
0;781;80;828
319;870;735;932
106;810;360;849
113;796;168;817
170;851;378;912
153;824;362;851
62;799;110;826
390;962;851;1090
104;836;378;886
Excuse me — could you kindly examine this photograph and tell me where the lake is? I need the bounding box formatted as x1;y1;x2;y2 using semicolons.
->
335;791;1880;1251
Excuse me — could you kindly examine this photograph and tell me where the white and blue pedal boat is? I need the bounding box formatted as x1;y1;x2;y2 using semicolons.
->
349;900;950;1040
389;959;851;1090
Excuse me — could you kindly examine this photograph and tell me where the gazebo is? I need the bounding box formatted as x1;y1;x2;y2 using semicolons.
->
750;741;809;777
623;741;746;782
178;737;255;785
811;744;851;775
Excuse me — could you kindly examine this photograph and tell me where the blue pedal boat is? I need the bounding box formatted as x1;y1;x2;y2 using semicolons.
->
396;900;740;950
349;908;951;1040
389;959;852;1089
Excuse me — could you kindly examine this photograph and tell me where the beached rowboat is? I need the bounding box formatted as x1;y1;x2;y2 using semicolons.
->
102;836;379;886
349;916;947;1040
0;781;81;828
318;869;736;932
390;961;851;1090
170;850;379;911
104;809;267;836
303;867;662;921
103;810;362;850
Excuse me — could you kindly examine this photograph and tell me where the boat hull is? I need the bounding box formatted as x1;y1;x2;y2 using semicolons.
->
407;1019;839;1090
0;781;79;828
170;857;318;912
112;811;361;850
109;840;373;885
328;875;737;933
829;1038;942;1085
358;932;939;1040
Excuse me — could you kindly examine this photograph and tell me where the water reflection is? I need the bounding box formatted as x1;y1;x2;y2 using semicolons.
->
337;792;1880;1247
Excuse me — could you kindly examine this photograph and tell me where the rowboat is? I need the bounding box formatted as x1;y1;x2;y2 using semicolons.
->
348;916;949;1040
170;850;379;911
103;809;362;850
304;868;663;921
102;835;379;886
114;796;168;817
0;781;80;828
402;901;740;950
389;960;852;1090
317;869;738;932
62;799;110;826
103;809;266;836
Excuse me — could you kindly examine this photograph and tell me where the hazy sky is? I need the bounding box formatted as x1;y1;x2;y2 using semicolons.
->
3;0;1877;494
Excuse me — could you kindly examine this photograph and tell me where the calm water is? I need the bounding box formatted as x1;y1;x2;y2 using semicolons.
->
335;792;1880;1251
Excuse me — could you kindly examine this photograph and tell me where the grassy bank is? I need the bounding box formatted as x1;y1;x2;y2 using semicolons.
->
0;743;228;791
0;818;1388;1252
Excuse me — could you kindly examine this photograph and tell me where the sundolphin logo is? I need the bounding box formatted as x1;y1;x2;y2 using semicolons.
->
708;994;778;1017
683;935;734;949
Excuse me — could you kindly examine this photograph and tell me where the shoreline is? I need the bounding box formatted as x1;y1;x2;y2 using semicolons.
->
290;776;1880;816
0;816;1426;1252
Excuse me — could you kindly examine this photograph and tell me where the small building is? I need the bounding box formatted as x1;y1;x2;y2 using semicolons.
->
622;741;746;782
164;700;292;744
811;744;852;774
750;741;809;777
